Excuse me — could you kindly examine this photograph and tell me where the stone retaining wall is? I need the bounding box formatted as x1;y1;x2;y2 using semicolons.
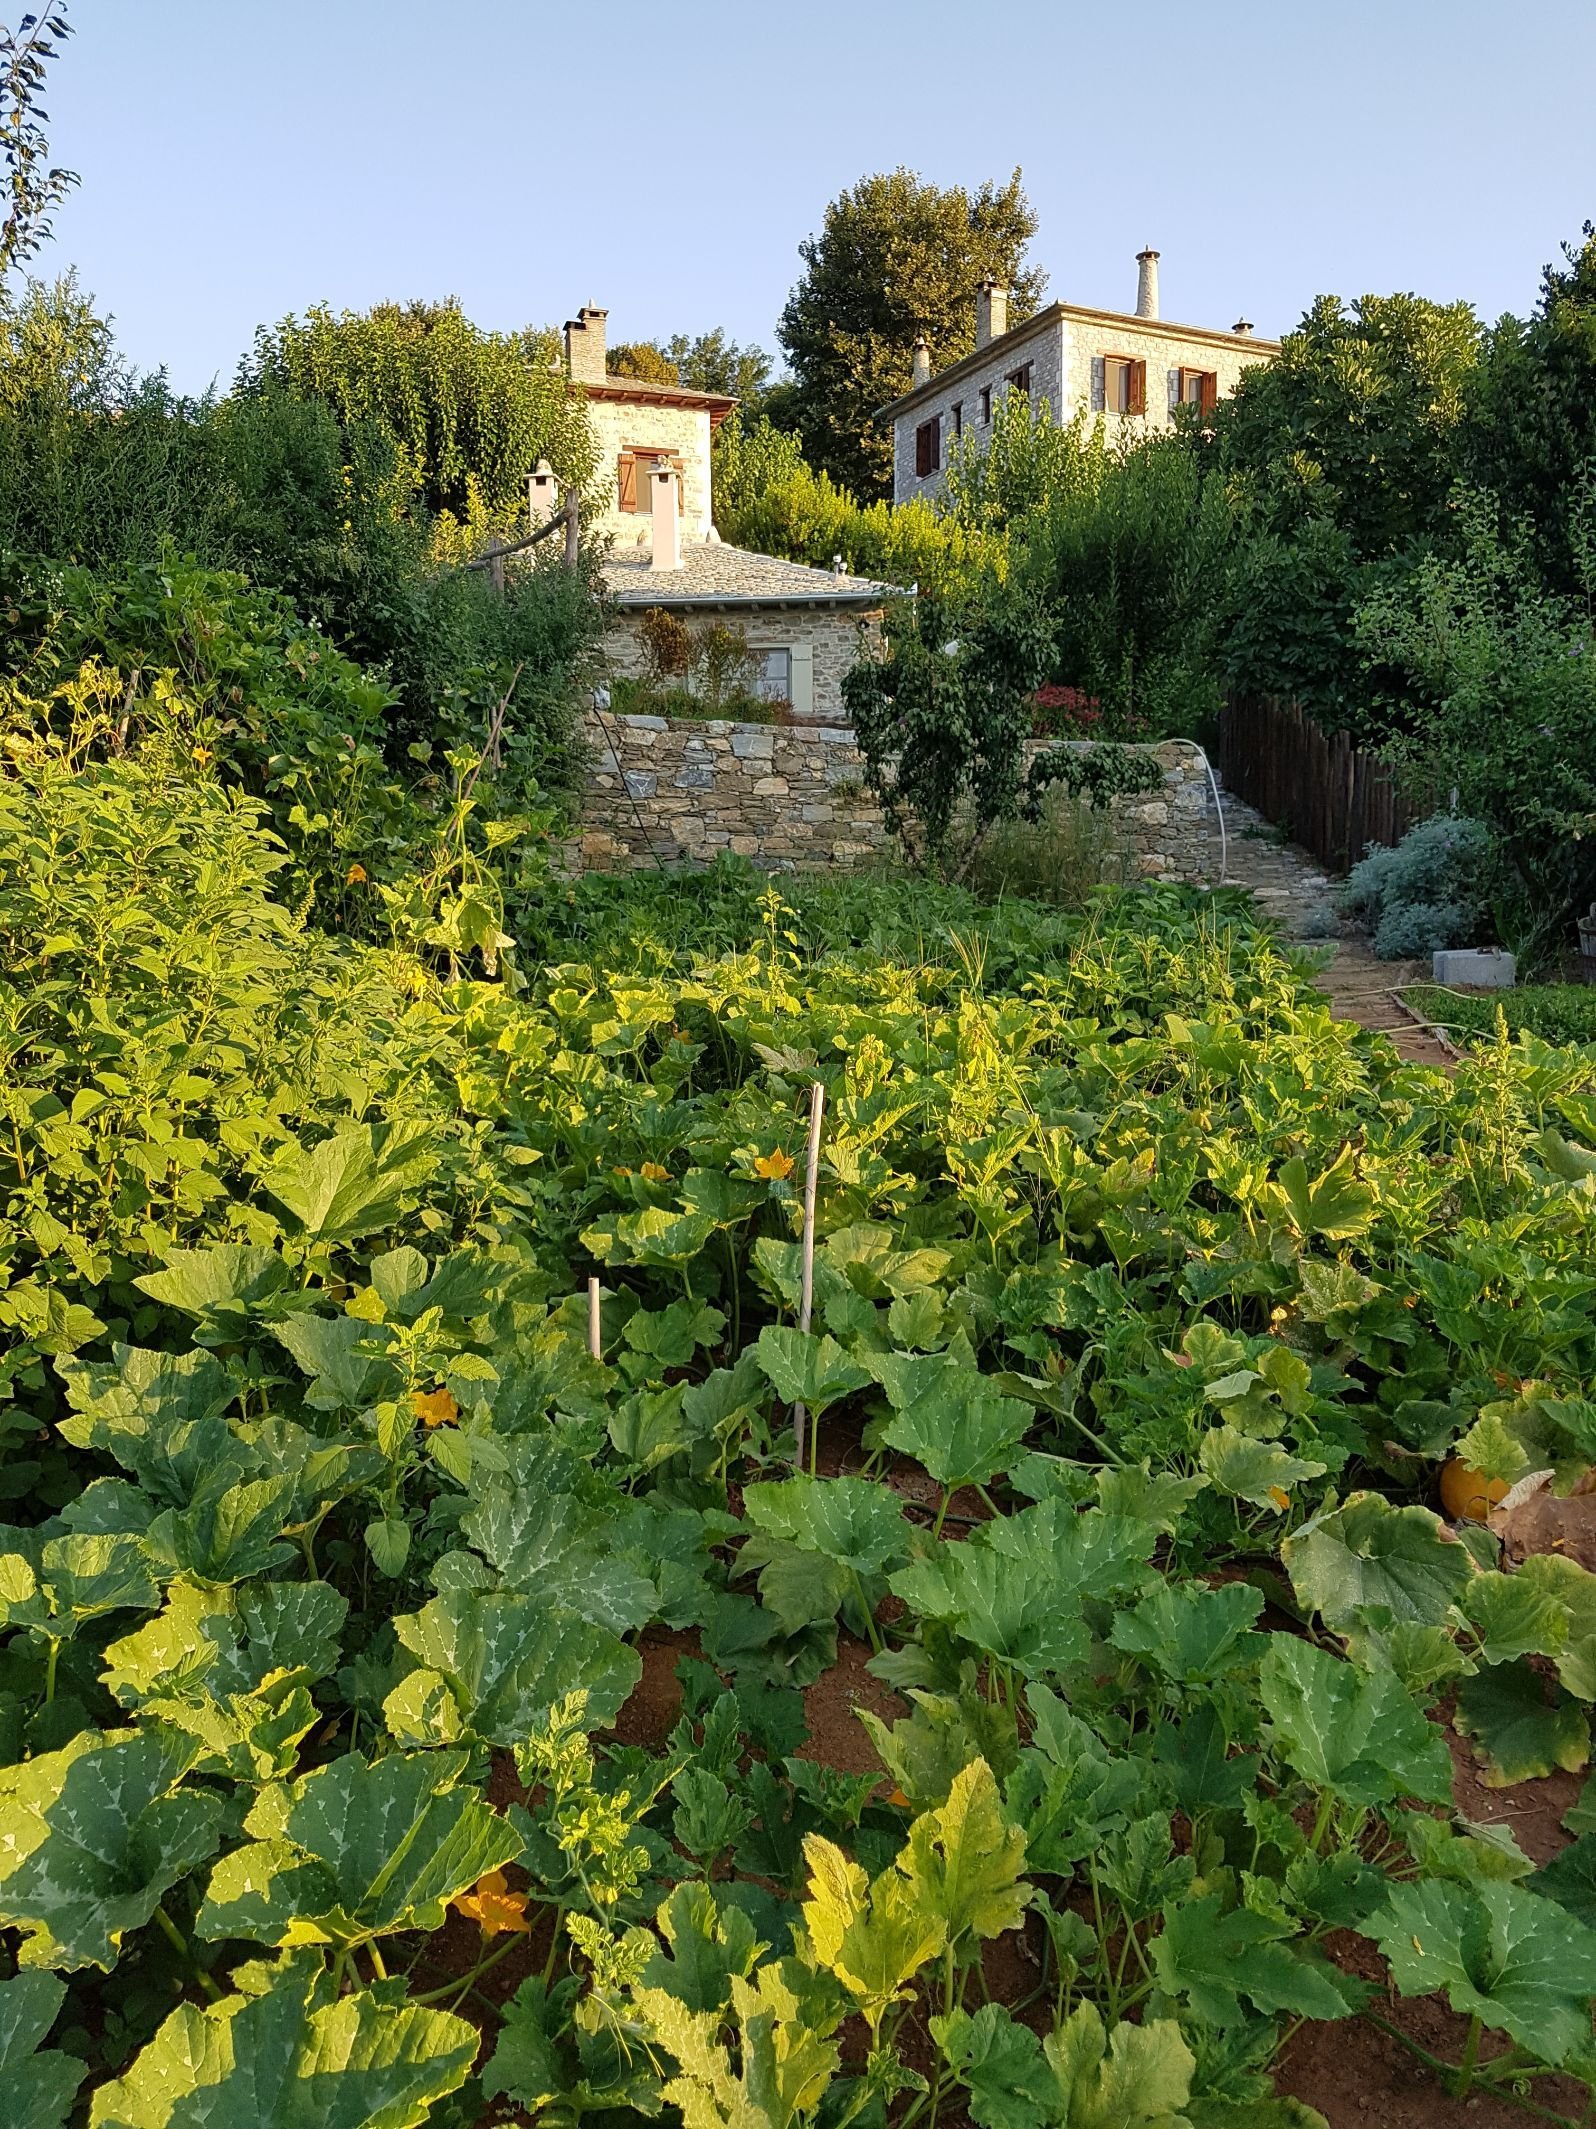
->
570;713;1219;881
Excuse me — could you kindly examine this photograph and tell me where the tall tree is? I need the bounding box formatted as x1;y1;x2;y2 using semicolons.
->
238;299;595;531
1201;291;1483;557
1463;222;1596;593
1;7;77;276
777;168;1045;498
608;340;679;384
665;329;771;406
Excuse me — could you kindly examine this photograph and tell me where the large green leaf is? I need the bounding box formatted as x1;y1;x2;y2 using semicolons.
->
1368;1878;1596;2065
930;2003;1060;2129
1454;1662;1590;1787
1044;2001;1195;2129
1258;1636;1453;1807
881;1374;1033;1492
197;1747;521;1950
1197;1427;1325;1508
1265;1149;1375;1241
0;1530;159;1637
131;1249;291;1337
1149;1894;1353;2026
743;1475;908;1576
1513;1553;1596;1701
387;1590;640;1745
462;1471;655;1634
641;1883;765;2015
892;1540;1089;1680
753;1329;872;1417
87;1956;476;2128
0;1972;85;2129
1529;1832;1596;1928
898;1758;1029;1947
263;1123;438;1247
1283;1492;1476;1630
0;1728;221;1970
1109;1581;1264;1686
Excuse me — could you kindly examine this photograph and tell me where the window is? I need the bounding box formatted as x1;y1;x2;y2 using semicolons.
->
1104;356;1147;416
1006;362;1033;398
754;647;792;706
618;449;685;513
979;385;992;423
1178;367;1218;415
950;400;963;439
914;416;941;479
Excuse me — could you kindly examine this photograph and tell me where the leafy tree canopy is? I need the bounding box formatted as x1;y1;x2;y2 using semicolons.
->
777;167;1045;499
1;7;77;278
610;330;774;408
1204;290;1482;556
238;298;595;533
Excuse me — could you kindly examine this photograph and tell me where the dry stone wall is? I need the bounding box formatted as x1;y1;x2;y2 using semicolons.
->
570;714;1220;881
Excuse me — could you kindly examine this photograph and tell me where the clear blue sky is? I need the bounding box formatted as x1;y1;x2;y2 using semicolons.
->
40;0;1596;394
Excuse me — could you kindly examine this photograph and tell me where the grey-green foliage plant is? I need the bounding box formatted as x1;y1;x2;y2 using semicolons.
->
1336;812;1493;959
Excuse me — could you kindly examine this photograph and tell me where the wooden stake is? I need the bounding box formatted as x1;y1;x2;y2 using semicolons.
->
793;1078;825;1469
588;1276;602;1360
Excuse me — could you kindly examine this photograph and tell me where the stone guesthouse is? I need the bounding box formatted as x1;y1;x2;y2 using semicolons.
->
558;305;890;723
879;249;1278;506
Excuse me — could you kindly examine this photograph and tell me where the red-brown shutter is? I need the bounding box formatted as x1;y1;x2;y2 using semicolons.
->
1199;371;1218;416
617;453;637;511
1128;360;1147;416
916;419;941;478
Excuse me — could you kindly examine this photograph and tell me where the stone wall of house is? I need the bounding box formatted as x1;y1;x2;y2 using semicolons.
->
584;398;715;546
569;715;1220;881
601;608;883;724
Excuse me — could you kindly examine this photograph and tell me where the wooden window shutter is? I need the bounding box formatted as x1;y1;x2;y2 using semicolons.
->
1199;371;1218;416
1128;360;1147;416
617;452;637;511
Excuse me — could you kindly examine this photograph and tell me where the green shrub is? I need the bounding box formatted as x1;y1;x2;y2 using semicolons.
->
1407;981;1596;1047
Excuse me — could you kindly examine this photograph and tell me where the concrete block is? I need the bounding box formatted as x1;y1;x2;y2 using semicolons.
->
1432;947;1516;988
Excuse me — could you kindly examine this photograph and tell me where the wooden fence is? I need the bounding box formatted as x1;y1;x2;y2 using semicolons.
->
1215;696;1425;874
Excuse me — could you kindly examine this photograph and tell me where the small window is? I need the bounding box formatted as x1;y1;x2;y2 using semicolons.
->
979;385;992;423
915;416;941;479
950;400;963;439
619;449;685;513
1103;357;1147;416
754;648;792;705
1006;362;1033;398
1178;367;1218;414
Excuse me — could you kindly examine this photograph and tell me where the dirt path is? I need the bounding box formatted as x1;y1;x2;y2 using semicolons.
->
1215;789;1455;1069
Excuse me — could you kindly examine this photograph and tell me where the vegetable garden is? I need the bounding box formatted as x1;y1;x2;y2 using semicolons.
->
4;746;1596;2128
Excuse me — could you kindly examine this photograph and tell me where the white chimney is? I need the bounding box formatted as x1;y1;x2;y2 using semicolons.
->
975;281;1008;348
648;463;680;571
1135;249;1160;321
563;305;608;384
911;336;931;389
527;458;559;525
1232;318;1254;337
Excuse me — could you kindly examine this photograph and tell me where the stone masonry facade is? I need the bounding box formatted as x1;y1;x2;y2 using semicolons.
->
601;605;882;724
570;716;1219;881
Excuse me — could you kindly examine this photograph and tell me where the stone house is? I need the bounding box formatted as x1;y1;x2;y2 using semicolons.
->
878;250;1279;507
559;305;891;722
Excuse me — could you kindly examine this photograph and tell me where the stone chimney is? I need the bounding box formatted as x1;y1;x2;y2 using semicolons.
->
975;281;1008;349
1135;248;1160;321
911;336;931;389
1232;318;1254;337
527;459;559;525
563;305;608;384
648;462;681;571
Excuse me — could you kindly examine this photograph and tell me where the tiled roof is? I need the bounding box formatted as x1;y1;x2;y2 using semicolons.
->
601;540;895;608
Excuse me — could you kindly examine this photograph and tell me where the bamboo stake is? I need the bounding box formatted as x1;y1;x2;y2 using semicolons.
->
793;1079;825;1470
588;1276;602;1360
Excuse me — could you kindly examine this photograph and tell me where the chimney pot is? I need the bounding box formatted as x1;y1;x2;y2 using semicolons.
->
528;458;559;526
1232;318;1254;337
648;461;681;572
1135;249;1160;321
911;336;931;389
563;305;608;385
975;281;1008;349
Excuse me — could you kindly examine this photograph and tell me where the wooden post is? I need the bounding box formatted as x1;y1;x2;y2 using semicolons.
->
564;492;580;571
793;1079;825;1470
488;550;506;595
588;1276;602;1361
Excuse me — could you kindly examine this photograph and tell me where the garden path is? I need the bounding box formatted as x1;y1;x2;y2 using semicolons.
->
1214;787;1457;1069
